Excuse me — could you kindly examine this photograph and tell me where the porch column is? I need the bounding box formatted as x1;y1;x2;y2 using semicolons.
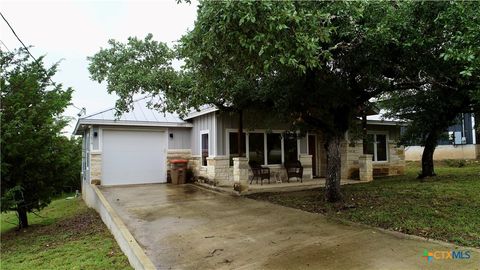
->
299;154;313;180
358;154;373;181
233;157;249;193
206;156;230;186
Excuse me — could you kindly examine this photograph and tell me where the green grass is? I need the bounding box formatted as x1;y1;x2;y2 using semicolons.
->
0;196;132;270
248;160;480;248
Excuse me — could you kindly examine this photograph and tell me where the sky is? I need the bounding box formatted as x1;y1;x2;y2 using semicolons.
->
0;0;198;134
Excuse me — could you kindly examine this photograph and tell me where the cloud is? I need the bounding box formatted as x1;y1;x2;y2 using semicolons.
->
1;0;198;134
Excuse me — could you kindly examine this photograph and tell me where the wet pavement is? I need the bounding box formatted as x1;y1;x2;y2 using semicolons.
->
100;184;480;270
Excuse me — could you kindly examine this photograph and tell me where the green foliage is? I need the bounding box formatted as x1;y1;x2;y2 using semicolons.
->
380;1;480;147
179;1;397;137
87;34;192;115
0;48;77;227
1;198;132;269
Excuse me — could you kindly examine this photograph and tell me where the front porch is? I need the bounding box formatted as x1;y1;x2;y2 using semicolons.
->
190;155;372;195
196;177;364;196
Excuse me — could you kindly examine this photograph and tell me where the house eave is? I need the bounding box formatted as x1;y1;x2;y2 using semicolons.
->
367;120;405;126
184;107;219;120
73;119;193;136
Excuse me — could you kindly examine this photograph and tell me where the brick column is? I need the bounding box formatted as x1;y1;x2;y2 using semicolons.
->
359;154;373;181
90;152;102;185
299;154;313;180
233;157;249;193
207;156;230;186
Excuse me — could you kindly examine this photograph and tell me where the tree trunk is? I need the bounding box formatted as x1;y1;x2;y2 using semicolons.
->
237;110;244;157
325;133;343;202
17;207;29;229
419;131;439;179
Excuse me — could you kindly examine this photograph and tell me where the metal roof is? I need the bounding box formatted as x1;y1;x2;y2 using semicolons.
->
366;110;405;126
73;97;192;135
184;105;218;120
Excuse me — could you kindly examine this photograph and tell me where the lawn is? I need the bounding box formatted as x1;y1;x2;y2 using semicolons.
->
248;160;480;248
0;196;132;270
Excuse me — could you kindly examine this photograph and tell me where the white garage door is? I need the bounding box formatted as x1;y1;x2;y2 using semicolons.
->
102;129;167;185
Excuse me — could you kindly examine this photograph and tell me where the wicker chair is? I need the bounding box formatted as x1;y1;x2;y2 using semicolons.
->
285;160;303;183
248;160;270;185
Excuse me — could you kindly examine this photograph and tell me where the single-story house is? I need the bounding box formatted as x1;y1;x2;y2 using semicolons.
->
74;97;406;190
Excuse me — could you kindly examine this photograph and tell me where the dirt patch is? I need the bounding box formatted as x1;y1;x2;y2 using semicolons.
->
1;208;106;242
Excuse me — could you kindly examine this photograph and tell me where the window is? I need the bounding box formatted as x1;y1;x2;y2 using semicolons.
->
366;133;388;162
201;133;209;166
226;130;300;166
267;133;282;164
248;133;265;165
284;135;298;162
229;132;246;166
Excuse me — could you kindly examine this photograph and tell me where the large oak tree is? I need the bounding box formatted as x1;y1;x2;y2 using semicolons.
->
89;1;400;202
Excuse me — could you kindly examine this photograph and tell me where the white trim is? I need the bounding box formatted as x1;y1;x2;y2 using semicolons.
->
213;113;217;156
184;107;219;120
100;127;167;132
307;133;319;176
472;114;476;144
89;126;94;152
280;135;285;164
366;120;404;126
367;131;389;162
200;130;209;167
297;136;301;159
98;127;103;151
73;119;192;135
264;133;268;165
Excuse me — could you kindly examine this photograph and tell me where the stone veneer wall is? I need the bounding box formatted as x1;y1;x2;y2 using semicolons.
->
206;156;230;186
90;152;102;184
190;155;206;179
299;154;313;180
166;149;192;183
311;132;405;179
344;140;405;179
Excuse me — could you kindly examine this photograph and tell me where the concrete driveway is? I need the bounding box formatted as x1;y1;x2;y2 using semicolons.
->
100;184;479;270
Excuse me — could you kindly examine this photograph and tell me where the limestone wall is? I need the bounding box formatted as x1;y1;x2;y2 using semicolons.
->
90;152;102;184
299;154;313;180
344;140;405;179
207;156;230;186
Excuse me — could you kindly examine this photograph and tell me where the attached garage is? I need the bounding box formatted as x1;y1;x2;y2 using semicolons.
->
74;97;193;187
102;129;167;185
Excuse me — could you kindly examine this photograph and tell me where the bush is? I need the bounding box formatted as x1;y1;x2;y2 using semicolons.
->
443;159;466;168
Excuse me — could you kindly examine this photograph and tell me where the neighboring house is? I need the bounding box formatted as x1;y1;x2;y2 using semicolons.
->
405;113;479;160
73;97;406;188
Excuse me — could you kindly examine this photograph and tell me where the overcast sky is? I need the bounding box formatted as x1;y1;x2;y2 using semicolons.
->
0;0;198;134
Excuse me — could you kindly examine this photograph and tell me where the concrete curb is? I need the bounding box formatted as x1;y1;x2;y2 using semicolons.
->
87;184;156;270
194;180;365;196
193;182;241;196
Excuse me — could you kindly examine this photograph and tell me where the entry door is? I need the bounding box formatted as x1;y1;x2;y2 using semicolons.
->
308;135;317;177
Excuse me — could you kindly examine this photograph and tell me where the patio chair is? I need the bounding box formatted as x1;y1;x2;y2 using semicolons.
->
248;161;270;185
285;160;303;183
